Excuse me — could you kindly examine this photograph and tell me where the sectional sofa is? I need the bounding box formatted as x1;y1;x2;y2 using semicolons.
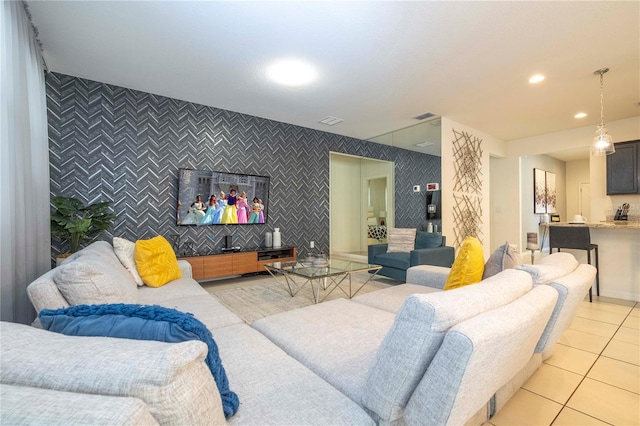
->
1;241;595;425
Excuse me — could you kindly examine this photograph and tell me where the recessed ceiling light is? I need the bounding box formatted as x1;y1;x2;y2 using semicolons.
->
266;59;317;87
574;112;587;119
529;74;545;84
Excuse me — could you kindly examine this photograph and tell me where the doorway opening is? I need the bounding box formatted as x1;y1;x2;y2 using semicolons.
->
329;153;395;262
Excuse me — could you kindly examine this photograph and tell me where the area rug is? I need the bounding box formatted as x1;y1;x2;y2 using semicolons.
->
207;273;396;324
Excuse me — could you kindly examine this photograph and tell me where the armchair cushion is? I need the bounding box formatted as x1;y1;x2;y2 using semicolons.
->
386;228;417;253
375;252;411;270
415;232;443;249
410;246;455;268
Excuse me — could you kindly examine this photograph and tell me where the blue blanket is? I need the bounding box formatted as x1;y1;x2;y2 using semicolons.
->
39;303;239;419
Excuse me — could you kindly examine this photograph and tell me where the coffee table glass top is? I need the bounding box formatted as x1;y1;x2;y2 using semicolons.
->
264;259;381;279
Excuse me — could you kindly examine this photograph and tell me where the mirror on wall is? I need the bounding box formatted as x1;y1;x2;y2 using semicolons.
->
365;176;388;243
329;153;395;261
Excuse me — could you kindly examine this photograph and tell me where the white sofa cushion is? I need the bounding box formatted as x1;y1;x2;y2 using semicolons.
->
53;256;138;305
0;322;225;425
352;283;441;313
113;237;145;286
404;285;557;426
362;269;533;422
252;299;395;405
516;252;579;284
66;241;125;270
536;264;597;358
217;324;376;425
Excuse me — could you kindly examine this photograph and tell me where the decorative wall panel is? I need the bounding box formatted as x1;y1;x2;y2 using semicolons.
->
46;73;440;257
47;73;441;261
451;129;483;247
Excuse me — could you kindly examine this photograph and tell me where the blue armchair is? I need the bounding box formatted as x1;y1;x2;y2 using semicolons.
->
368;232;455;282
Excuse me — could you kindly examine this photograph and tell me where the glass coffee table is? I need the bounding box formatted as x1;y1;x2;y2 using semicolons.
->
264;259;382;304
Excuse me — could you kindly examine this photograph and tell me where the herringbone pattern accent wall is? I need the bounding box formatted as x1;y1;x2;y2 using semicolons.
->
47;72;440;260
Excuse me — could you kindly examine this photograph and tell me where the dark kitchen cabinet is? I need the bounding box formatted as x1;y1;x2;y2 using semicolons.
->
606;140;640;195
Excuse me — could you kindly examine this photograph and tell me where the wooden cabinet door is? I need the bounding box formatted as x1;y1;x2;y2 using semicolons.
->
233;252;258;274
607;141;639;194
182;257;205;280
203;254;234;278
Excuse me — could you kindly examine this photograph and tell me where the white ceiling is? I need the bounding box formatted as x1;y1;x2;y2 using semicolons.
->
27;1;640;156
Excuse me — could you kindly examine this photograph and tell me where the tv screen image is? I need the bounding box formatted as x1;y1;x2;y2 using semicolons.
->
177;168;270;226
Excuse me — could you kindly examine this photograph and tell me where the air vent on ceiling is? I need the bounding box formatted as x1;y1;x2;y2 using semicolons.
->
414;112;436;120
319;116;344;126
415;141;435;147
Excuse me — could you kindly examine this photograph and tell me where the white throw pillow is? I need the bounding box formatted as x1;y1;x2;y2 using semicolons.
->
113;237;144;286
386;228;417;253
53;258;138;305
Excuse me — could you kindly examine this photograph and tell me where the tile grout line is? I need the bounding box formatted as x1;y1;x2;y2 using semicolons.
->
546;298;637;425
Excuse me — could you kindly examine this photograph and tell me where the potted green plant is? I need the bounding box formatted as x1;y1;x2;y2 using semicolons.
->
51;196;116;257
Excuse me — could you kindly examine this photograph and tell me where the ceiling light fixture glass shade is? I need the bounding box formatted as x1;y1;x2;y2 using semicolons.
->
592;68;615;156
266;59;317;87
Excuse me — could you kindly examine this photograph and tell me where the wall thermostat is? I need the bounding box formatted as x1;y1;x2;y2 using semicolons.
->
413;185;421;192
426;182;440;191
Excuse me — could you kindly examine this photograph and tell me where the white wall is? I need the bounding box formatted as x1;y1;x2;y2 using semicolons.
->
490;156;522;251
441;117;506;259
565;159;590;220
520;155;567;251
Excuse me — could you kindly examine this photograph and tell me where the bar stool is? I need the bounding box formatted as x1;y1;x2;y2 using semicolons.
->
549;225;599;302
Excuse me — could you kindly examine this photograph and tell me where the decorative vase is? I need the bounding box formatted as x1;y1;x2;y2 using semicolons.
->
265;232;273;248
273;228;281;248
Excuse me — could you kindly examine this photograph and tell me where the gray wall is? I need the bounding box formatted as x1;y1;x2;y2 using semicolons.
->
47;72;440;259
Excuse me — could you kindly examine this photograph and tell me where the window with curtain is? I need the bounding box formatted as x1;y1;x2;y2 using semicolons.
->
1;1;51;324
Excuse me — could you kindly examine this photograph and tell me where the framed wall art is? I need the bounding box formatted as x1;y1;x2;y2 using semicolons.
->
545;171;556;213
533;168;556;214
534;168;547;214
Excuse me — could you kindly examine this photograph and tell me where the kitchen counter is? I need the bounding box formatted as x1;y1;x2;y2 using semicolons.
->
544;221;640;229
540;222;639;301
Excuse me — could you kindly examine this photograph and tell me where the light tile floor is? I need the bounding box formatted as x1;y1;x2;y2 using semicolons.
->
489;296;640;426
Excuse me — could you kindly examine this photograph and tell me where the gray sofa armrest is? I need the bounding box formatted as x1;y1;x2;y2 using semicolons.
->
406;265;452;289
177;259;192;279
0;322;225;425
410;246;455;268
368;244;389;263
1;383;160;425
27;270;70;315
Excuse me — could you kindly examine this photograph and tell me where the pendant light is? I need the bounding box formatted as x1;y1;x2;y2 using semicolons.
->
592;68;615;156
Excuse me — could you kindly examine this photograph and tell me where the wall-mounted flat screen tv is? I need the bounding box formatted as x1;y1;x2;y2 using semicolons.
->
177;168;270;225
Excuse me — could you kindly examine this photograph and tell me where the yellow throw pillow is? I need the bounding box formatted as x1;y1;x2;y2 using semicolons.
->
134;235;182;288
444;236;485;290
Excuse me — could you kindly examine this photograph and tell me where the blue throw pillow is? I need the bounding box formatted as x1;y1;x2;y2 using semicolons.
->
415;231;443;249
39;304;239;419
